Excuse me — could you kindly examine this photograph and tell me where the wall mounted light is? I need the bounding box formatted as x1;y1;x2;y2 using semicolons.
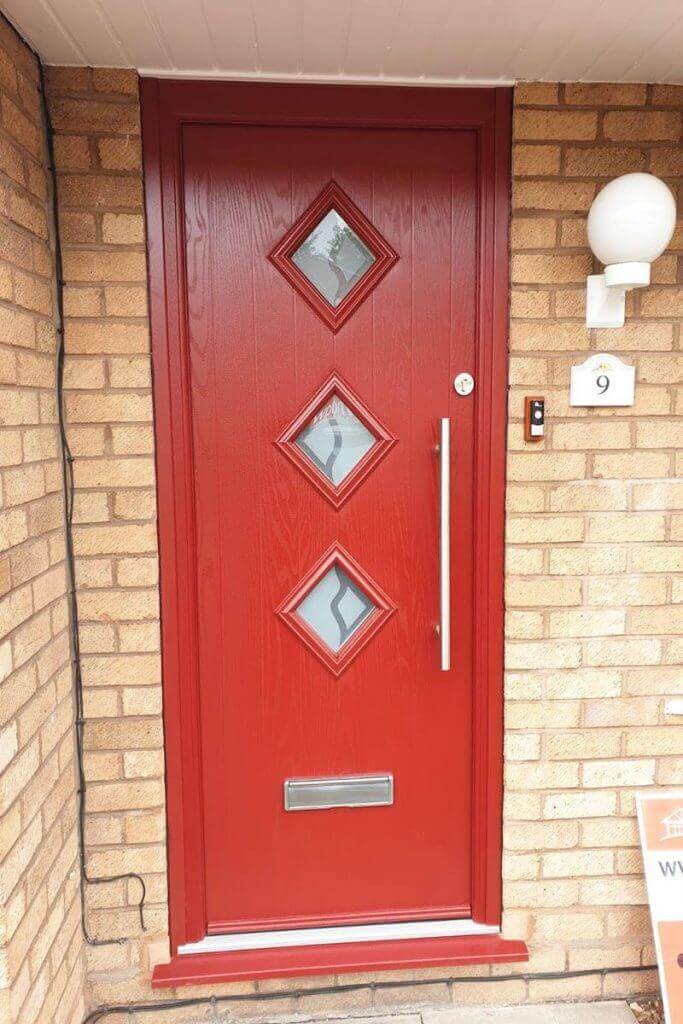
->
585;172;677;329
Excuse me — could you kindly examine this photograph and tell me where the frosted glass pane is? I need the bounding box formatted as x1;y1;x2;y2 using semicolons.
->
295;396;376;486
292;209;375;307
296;565;375;653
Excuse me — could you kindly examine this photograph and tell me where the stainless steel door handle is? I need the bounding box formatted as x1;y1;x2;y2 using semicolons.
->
437;418;451;671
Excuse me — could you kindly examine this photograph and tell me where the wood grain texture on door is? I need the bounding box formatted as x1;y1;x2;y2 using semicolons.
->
181;123;476;934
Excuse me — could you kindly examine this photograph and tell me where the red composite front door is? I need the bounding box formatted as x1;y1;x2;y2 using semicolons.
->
144;84;512;970
183;121;477;935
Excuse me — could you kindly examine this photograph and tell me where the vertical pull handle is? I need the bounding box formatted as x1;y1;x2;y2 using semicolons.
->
438;418;451;671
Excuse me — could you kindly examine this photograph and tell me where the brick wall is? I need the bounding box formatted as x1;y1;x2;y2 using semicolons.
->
44;72;681;1017
503;82;681;1003
0;21;85;1024
44;66;165;1005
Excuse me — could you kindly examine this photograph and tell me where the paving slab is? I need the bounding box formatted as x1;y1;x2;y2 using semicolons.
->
422;1002;635;1024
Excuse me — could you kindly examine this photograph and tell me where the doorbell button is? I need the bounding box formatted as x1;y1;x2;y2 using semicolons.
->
524;396;545;441
453;373;474;396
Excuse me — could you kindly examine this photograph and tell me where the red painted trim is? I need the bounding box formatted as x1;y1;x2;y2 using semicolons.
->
470;86;513;926
275;543;396;677
269;180;398;331
141;79;514;971
153;934;528;988
275;373;397;510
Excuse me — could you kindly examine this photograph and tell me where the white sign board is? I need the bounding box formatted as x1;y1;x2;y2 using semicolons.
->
569;353;635;407
636;791;683;1024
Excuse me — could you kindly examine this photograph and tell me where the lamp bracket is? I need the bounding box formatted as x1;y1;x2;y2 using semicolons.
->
586;274;625;329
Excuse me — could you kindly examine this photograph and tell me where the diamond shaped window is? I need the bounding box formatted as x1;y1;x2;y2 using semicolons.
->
269;182;398;332
276;545;396;676
296;564;375;653
276;374;396;509
294;395;375;488
291;209;376;308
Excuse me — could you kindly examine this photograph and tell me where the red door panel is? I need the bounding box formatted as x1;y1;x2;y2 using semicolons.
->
181;121;478;934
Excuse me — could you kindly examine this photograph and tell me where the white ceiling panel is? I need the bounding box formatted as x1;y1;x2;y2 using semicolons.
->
5;0;683;84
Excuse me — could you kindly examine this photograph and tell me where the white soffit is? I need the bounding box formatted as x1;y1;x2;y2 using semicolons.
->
4;0;683;85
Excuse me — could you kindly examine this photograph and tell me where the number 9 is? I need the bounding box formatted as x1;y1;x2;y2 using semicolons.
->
596;374;610;394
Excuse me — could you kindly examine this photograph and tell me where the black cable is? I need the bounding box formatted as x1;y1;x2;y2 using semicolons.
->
81;964;655;1023
35;54;147;946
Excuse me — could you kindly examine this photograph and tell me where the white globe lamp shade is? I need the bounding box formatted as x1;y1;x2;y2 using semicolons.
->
587;173;676;288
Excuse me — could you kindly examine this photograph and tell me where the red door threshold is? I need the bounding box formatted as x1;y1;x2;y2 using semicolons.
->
153;934;528;988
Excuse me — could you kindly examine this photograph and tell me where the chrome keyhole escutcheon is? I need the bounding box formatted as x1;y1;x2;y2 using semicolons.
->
453;372;475;396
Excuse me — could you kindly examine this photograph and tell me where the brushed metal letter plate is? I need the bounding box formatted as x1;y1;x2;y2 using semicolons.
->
284;774;393;811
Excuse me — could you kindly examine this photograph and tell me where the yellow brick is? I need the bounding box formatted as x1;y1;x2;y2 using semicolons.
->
528;974;602;1003
48;95;140;134
508;451;586;481
583;759;656;788
639;353;683;383
548;608;625;638
545;730;621;761
512;252;591;284
72;523;157;555
77;589;159;622
585;637;662;666
581;877;646;905
96;137;142;171
63;357;106;389
53;133;91;170
542;849;614;878
506;577;581;606
549;481;627;512
545;669;622;699
59;210;97;243
65;321;150;354
553;421;631;450
583;819;638;848
566;83;647;106
511;217;557;249
506;762;579;790
630;606;683;635
631;545;683;573
588;577;667;607
544;791;617;819
515;83;559;105
61;249;147;283
506;516;584;543
104;285;147;317
509;321;589;351
564;145;646;178
513;180;596;212
559;217;588;247
93;68;138;96
587;512;666;543
510;289;551;318
636;420;683;449
101;212;145;244
512;144;561;176
603;110;680;141
532;911;604;943
507;699;581;729
593;450;670;479
63;286;102;317
514;108;597;140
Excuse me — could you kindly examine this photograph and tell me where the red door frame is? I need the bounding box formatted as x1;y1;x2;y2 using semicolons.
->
141;79;525;987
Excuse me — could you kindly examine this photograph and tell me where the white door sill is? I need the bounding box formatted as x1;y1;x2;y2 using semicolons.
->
178;918;498;956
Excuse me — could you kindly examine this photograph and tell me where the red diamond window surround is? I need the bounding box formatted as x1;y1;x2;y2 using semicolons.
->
276;544;396;677
269;181;398;332
275;373;396;509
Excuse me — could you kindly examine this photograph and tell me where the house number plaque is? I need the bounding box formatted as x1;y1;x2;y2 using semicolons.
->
569;353;635;407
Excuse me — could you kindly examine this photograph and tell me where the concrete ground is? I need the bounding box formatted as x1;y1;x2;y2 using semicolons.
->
422;1004;637;1022
299;1006;637;1024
